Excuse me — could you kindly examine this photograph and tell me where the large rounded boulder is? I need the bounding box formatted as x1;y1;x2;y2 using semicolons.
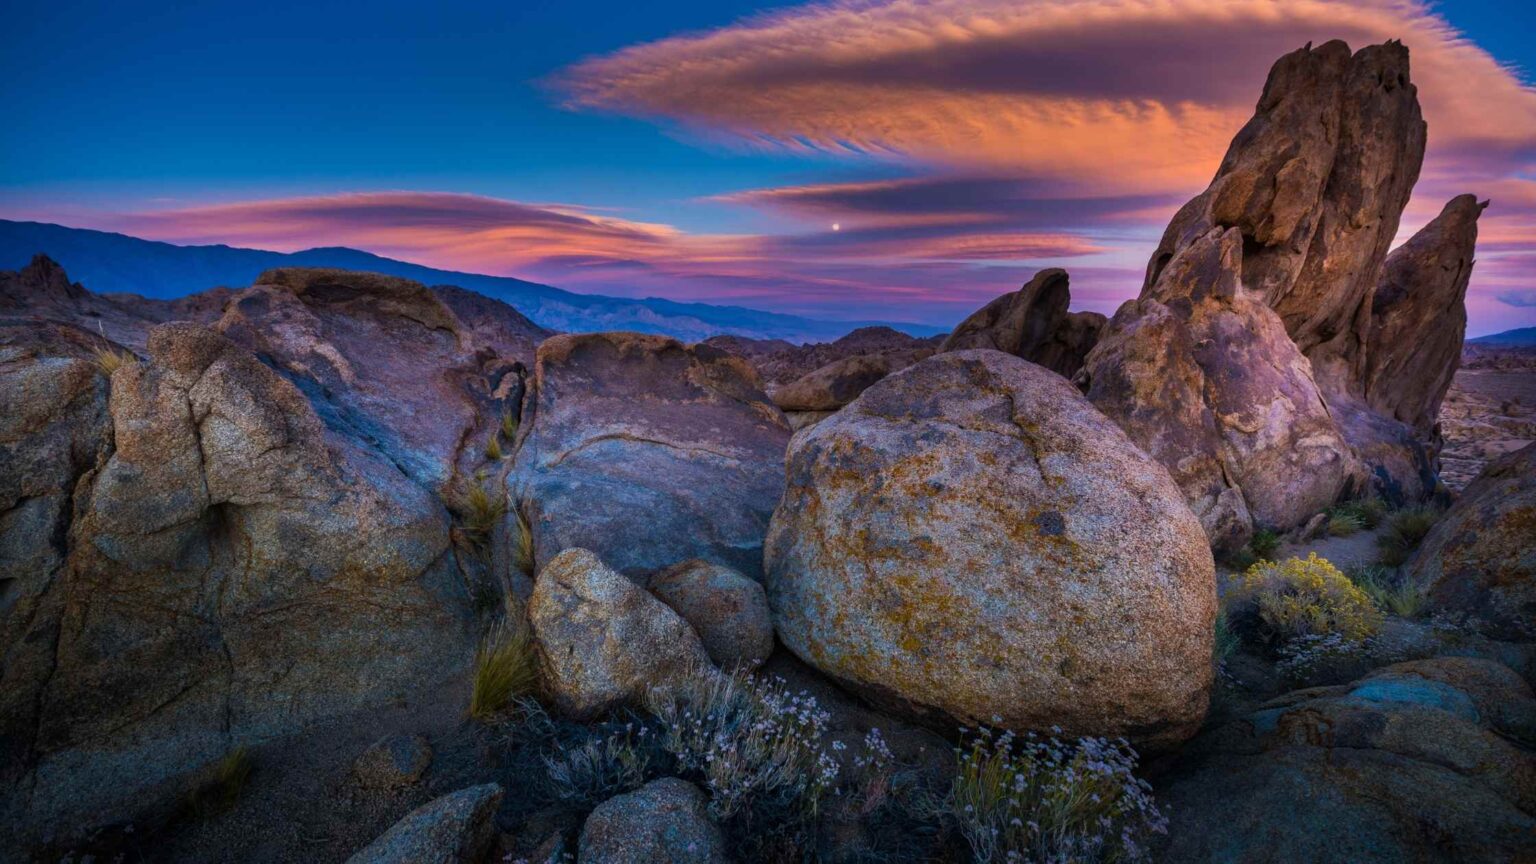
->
765;350;1216;748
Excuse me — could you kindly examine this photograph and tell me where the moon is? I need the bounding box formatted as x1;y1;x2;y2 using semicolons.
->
832;223;841;232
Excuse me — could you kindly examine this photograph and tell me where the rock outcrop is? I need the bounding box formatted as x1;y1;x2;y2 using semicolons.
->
649;559;775;670
1081;228;1361;550
510;332;790;581
1085;40;1479;540
938;269;1105;378
1159;657;1536;863
1364;195;1485;434
1409;442;1536;638
1147;40;1425;393
765;350;1215;748
529;548;714;719
0;262;548;851
1;323;480;845
347;783;504;864
578;778;726;864
770;353;905;413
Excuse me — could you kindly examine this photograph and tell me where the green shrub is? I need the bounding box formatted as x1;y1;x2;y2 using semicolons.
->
470;613;537;721
1248;528;1281;559
1332;497;1387;529
922;728;1165;864
1224;554;1382;644
1348;565;1428;619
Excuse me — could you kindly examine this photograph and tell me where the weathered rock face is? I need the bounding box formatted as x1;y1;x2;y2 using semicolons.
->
218;268;540;485
529;548;714;719
649;559;775;670
1082;228;1362;547
1;322;480;845
1149;40;1425;393
1364;195;1485;434
1410;443;1536;638
348;783;504;864
938;269;1105;378
715;326;939;387
766;350;1215;748
1158;657;1536;863
510;332;790;581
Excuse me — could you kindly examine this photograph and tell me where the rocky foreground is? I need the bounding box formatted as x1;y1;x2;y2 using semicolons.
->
2;39;1534;864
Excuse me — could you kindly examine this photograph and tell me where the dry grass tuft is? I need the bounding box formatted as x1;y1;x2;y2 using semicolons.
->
469;612;538;721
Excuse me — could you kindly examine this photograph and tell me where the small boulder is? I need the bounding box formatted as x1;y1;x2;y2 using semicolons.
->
1158;657;1536;862
578;778;726;864
354;734;433;789
1410;442;1536;637
529;549;714;719
347;783;503;864
649;559;775;669
771;353;902;412
766;350;1216;748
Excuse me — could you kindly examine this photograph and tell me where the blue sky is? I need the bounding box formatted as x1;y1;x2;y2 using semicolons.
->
2;0;1533;331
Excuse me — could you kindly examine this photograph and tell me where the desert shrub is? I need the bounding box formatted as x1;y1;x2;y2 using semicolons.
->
1376;505;1440;566
1348;565;1428;619
1224;554;1382;644
485;431;504;461
187;746;253;816
1248;528;1281;559
919;727;1165;864
501;410;520;440
543;721;661;808
470;613;537;721
648;668;839;831
1333;497;1387;529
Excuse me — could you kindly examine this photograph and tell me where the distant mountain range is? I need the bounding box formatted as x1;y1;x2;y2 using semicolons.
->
0;220;945;343
1470;327;1536;347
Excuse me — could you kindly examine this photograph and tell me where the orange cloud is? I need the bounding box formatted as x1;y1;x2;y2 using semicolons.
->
559;0;1536;195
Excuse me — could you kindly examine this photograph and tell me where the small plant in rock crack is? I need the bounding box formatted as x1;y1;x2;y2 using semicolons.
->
918;727;1165;864
511;501;535;577
542;720;664;809
469;611;538;721
501;409;520;441
186;746;254;816
647;668;840;830
454;479;507;541
485;430;504;461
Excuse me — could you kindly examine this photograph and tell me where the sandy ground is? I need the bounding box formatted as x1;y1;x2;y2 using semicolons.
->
1439;366;1536;490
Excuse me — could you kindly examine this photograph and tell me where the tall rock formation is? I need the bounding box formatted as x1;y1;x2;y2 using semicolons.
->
1088;39;1479;542
1147;40;1426;394
1364;195;1485;434
938;268;1106;378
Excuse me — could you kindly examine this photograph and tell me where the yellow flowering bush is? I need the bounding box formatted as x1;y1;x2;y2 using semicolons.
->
1224;553;1382;643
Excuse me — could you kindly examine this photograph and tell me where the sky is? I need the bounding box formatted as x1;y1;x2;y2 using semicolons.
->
2;0;1534;334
